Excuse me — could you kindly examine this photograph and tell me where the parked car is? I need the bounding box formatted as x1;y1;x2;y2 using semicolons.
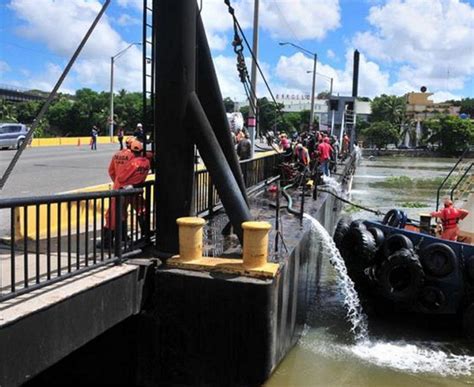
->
0;123;30;150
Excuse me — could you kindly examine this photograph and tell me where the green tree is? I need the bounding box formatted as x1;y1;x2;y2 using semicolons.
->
361;121;399;149
425;115;474;154
16;100;41;124
460;98;474;116
370;94;406;126
113;91;143;133
0;100;18;122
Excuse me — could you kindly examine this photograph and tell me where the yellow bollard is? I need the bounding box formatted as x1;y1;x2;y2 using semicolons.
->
176;217;206;261
242;221;272;269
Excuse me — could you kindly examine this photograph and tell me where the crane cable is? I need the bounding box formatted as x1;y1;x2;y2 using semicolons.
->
224;0;287;150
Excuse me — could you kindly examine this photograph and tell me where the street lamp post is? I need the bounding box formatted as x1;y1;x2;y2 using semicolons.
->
279;42;317;130
109;42;141;142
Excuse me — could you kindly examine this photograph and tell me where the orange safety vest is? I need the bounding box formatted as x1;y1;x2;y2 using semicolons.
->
108;149;135;183
116;156;150;189
432;206;469;229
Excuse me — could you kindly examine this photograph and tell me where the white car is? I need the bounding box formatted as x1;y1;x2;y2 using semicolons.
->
0;123;30;150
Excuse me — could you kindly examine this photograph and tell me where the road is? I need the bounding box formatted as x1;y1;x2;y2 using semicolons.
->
0;144;119;199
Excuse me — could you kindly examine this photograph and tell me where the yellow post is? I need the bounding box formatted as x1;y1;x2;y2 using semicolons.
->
176;217;206;261
242;221;272;269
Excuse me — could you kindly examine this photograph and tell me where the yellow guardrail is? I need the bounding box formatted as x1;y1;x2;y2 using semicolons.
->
16;150;278;240
29;136;118;147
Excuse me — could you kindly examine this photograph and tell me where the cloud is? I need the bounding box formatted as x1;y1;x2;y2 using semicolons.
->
274;49;404;99
117;0;142;11
353;0;474;92
20;62;75;94
201;0;341;50
431;91;464;103
116;14;141;27
327;49;336;59
257;0;341;40
0;60;11;75
9;0;126;59
7;0;142;92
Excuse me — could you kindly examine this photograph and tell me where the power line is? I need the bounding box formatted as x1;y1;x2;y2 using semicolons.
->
272;0;300;42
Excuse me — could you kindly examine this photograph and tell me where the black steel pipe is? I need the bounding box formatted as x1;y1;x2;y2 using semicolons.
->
352;49;360;98
154;0;196;254
196;15;248;203
187;92;251;241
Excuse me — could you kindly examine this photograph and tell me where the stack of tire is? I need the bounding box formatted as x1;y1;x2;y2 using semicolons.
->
334;217;425;307
334;215;474;339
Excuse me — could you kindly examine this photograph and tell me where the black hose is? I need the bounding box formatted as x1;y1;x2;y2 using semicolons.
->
317;187;383;215
281;183;301;215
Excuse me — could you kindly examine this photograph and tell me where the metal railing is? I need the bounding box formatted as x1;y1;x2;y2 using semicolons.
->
193;152;281;216
450;162;473;202
436;148;469;210
0;183;153;302
0;152;280;301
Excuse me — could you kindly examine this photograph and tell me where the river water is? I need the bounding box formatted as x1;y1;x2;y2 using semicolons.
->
267;156;474;386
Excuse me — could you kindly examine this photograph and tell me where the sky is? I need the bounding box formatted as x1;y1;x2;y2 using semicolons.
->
0;0;473;103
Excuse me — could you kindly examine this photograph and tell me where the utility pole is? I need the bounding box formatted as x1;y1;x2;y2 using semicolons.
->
248;0;259;158
309;53;317;131
280;42;317;131
109;57;114;141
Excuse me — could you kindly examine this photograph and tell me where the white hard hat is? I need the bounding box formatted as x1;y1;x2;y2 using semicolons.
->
137;123;143;128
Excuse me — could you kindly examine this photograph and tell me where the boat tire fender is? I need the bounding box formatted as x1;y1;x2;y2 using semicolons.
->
350;219;367;230
334;216;351;249
417;286;447;313
377;248;424;302
367;227;385;248
341;227;377;265
383;209;402;228
383;233;414;257
419;242;456;278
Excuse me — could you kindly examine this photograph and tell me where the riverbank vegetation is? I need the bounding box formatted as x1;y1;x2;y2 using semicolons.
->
371;175;456;189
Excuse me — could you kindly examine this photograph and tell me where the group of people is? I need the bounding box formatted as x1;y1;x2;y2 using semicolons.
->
99;133;151;247
90;123;146;151
278;130;350;177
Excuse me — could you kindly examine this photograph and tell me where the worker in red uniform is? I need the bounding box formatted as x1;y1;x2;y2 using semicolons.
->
430;198;469;241
317;137;333;176
100;139;150;247
118;140;151;240
108;136;135;184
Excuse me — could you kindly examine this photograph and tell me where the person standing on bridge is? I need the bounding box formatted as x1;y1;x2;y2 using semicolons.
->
99;137;135;247
99;139;150;247
317;136;333;177
117;125;125;150
118;140;151;241
90;126;98;150
236;132;251;160
108;136;135;183
134;123;146;143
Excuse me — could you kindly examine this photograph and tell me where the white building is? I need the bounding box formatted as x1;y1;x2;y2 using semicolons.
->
275;94;329;123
